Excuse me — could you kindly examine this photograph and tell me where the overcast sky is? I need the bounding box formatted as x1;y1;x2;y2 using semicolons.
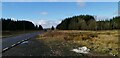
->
2;2;118;28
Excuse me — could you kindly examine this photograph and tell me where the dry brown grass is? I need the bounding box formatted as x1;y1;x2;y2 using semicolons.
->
38;30;119;56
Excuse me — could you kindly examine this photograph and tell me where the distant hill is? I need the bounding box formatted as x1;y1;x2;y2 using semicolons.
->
56;15;120;30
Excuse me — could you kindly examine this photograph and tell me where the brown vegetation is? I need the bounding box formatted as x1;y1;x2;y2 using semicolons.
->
38;30;119;56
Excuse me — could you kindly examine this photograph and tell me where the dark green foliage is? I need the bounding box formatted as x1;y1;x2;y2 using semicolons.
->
38;25;43;30
56;15;120;30
56;18;71;30
97;16;120;30
1;18;43;31
111;16;120;29
56;15;96;30
51;26;55;30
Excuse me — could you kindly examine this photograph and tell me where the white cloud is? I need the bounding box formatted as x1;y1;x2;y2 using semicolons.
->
10;18;18;21
33;19;61;28
40;12;48;15
96;16;111;21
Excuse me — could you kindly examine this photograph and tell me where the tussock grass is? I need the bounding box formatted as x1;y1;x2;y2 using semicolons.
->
38;30;119;56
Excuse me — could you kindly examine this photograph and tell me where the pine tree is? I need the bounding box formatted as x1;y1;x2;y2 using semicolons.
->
51;26;55;30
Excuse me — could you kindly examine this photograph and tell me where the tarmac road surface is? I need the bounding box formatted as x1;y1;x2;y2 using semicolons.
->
1;31;42;51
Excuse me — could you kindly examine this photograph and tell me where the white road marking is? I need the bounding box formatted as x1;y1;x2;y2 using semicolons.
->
11;44;16;47
3;47;9;51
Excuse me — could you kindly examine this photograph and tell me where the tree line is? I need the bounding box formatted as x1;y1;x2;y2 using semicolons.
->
1;18;43;31
1;15;120;31
56;15;120;30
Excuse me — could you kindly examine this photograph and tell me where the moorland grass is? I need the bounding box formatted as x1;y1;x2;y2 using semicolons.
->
38;30;119;56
